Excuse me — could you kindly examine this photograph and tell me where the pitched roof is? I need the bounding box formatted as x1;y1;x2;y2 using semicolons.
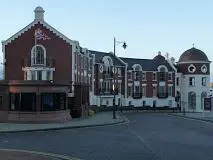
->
119;57;175;71
2;19;79;46
89;50;126;66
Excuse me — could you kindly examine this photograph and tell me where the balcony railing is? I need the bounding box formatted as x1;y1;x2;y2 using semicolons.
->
157;92;168;98
22;58;55;68
103;71;113;79
99;89;118;95
132;92;142;99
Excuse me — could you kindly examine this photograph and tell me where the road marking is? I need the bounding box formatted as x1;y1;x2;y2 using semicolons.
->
0;149;81;160
168;114;213;125
131;131;163;160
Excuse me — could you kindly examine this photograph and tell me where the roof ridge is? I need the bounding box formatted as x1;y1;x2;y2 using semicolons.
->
119;57;153;61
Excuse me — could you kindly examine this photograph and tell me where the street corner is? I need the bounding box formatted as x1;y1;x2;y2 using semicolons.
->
0;149;81;160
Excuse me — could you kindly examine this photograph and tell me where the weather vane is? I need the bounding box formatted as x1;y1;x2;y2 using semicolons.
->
192;43;195;48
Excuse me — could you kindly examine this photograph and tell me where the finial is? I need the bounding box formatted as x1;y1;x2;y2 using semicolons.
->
34;6;45;21
192;43;195;48
158;51;161;55
165;52;169;59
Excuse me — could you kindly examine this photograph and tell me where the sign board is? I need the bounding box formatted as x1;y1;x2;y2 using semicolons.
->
204;98;211;110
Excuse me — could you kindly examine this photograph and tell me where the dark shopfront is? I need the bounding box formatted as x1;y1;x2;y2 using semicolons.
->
10;93;66;112
0;81;71;122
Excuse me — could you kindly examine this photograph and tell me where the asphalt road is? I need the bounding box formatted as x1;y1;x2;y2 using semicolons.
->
0;112;213;160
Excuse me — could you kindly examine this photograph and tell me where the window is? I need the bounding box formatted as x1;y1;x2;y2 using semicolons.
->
32;45;45;65
37;71;42;80
135;86;140;93
118;68;121;77
142;86;146;97
189;77;195;86
134;86;140;97
153;73;156;80
201;92;207;109
201;65;207;73
159;86;166;97
176;77;179;86
188;92;196;109
74;53;77;70
188;64;196;73
46;71;51;80
74;73;77;82
90;59;93;69
153;86;157;97
142;72;146;80
128;86;132;97
202;77;206;86
168;86;172;96
159;68;166;81
81;56;83;69
168;73;172;80
135;71;140;81
31;71;36;80
128;72;132;80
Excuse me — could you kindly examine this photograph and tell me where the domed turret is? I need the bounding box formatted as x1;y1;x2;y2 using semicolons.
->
179;47;209;62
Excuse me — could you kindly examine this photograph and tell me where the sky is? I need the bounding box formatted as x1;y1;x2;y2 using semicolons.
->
0;0;213;76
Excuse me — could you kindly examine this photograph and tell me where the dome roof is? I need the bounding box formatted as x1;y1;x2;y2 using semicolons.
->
34;6;44;12
179;47;209;62
153;51;166;61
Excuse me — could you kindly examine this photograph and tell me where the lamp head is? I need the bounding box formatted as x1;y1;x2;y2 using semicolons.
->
122;42;127;49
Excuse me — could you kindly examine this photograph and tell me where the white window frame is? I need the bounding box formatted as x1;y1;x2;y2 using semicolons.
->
31;44;46;66
202;77;206;86
142;86;146;97
168;86;172;97
189;77;195;86
128;71;132;80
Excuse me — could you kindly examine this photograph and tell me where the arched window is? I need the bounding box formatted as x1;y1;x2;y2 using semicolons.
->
102;56;113;72
31;45;46;65
132;64;142;81
188;92;196;110
201;92;207;109
157;66;168;81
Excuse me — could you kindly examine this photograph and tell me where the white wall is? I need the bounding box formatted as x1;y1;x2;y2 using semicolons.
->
180;74;210;112
124;97;175;107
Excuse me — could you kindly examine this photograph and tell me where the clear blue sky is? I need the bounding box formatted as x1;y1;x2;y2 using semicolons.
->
0;0;213;67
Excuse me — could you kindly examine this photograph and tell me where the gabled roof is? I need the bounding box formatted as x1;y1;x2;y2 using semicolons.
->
2;19;79;46
89;50;126;66
120;57;175;72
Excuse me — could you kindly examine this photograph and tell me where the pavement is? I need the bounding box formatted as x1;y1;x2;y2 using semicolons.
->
0;149;80;160
0;112;126;133
169;112;213;122
1;112;213;160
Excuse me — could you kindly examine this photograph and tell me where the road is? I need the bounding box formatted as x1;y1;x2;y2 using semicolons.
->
0;112;213;160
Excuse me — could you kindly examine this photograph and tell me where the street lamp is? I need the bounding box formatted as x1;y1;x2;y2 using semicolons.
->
113;37;127;119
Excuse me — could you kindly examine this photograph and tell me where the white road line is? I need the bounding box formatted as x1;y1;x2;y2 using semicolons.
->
168;114;213;125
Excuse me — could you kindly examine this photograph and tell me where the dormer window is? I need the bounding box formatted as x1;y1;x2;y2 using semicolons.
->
31;45;46;66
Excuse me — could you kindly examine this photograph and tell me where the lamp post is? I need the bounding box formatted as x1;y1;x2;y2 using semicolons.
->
113;37;127;119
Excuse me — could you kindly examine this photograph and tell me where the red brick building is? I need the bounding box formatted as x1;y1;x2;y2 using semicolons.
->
89;51;176;108
0;6;93;122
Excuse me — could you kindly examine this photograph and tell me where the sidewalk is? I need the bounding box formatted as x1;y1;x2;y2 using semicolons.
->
0;149;80;160
0;112;126;133
169;112;213;122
